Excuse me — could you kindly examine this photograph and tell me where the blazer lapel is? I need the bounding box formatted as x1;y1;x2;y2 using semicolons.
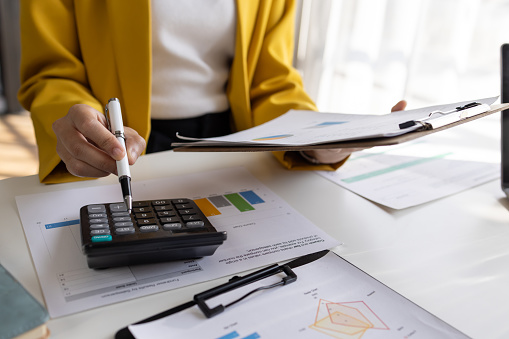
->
106;0;152;141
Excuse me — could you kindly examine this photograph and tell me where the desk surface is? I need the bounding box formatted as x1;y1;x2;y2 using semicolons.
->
1;115;509;339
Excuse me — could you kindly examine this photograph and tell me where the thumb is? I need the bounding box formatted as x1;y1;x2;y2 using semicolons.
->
391;100;407;112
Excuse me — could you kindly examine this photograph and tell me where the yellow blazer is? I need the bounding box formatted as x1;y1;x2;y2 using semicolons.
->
19;0;345;183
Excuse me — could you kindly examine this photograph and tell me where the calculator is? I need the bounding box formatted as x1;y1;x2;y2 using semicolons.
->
80;199;227;269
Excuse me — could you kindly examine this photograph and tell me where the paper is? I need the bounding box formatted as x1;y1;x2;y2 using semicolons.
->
15;167;339;318
316;140;499;209
173;97;497;147
129;252;468;339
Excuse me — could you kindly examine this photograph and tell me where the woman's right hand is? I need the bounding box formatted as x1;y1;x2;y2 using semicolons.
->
52;104;146;178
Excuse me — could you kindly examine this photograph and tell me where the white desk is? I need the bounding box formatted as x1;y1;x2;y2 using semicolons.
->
1;115;509;339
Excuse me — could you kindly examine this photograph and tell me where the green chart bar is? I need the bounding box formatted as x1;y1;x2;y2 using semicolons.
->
224;193;255;212
341;153;452;184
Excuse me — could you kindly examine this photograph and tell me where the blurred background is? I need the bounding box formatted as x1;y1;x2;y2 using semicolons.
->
295;0;509;113
0;0;508;179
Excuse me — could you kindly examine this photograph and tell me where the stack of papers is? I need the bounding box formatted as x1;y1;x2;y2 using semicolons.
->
173;97;500;150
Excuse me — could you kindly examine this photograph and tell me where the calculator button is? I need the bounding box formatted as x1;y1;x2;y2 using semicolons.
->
163;223;182;230
186;221;205;228
171;199;188;204
137;218;157;225
135;212;155;219
133;207;151;213
154;205;171;211
182;215;200;221
175;204;192;210
88;213;107;218
114;221;133;228
90;223;109;229
157;211;176;217
87;205;106;213
113;216;131;222
139;225;159;232
89;218;109;224
112;212;130;217
115;227;135;235
91;235;112;242
109;203;127;212
178;209;196;215
91;229;111;235
159;216;179;223
133;201;150;207
152;200;170;205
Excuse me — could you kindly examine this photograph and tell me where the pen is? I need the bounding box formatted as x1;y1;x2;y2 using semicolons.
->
105;98;133;213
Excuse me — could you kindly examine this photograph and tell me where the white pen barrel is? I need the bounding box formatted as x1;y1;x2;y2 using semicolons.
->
107;98;131;178
116;136;130;178
108;99;124;134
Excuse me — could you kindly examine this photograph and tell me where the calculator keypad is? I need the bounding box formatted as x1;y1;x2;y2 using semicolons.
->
80;198;227;268
83;199;209;243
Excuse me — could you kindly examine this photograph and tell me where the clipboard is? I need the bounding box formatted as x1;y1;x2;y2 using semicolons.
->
117;250;470;339
172;99;508;153
115;250;326;339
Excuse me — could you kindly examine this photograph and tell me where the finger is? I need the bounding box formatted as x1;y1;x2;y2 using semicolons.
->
53;108;119;175
124;127;146;165
56;128;119;175
67;106;125;161
391;100;407;112
314;148;365;154
56;139;113;178
304;149;350;164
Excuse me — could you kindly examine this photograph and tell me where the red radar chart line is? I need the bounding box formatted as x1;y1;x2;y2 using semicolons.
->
309;299;389;339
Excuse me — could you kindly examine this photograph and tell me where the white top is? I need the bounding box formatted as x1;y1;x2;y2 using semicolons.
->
150;0;236;119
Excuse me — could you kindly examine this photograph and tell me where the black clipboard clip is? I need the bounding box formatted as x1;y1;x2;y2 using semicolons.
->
194;263;297;318
399;102;488;130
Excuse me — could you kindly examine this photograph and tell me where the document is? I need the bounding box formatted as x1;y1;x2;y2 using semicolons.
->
316;139;499;209
15;167;339;317
128;251;468;339
173;97;498;150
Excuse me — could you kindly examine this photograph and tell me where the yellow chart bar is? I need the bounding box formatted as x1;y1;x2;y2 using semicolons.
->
194;198;221;217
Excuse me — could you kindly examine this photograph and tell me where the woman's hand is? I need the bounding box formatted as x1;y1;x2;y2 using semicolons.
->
52;104;146;178
301;100;408;164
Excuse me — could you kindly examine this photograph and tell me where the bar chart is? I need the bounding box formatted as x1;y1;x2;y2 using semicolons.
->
194;190;266;217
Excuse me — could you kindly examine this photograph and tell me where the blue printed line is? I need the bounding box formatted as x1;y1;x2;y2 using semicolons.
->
217;331;239;339
242;333;261;339
45;219;80;229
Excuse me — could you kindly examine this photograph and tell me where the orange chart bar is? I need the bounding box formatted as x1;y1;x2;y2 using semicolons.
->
194;198;221;217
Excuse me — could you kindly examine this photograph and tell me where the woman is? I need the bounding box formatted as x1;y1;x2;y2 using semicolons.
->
18;0;405;183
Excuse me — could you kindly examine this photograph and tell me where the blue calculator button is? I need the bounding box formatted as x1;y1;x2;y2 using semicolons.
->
91;235;112;242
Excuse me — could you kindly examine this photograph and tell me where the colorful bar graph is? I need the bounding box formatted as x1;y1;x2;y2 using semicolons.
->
224;193;255;212
194;198;221;217
239;190;264;205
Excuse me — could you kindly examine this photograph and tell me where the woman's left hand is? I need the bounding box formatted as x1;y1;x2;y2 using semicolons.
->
301;100;407;164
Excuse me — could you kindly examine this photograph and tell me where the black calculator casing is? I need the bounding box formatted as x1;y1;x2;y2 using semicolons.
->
80;199;227;269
